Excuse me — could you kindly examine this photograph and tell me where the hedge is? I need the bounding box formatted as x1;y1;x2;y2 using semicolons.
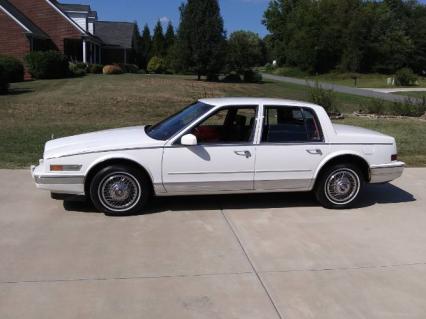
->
0;55;24;82
25;51;69;79
0;64;9;94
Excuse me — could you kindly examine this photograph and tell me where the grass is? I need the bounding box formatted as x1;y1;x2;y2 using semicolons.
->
260;66;426;88
0;74;424;168
395;91;426;99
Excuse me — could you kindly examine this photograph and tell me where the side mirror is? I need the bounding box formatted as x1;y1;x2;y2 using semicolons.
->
181;134;198;146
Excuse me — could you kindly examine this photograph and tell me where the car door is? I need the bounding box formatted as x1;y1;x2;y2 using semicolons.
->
255;105;329;191
162;105;259;194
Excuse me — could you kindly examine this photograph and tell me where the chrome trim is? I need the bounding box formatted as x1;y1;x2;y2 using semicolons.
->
168;170;253;175
255;179;313;190
256;169;312;173
34;175;85;185
164;181;253;193
370;162;405;184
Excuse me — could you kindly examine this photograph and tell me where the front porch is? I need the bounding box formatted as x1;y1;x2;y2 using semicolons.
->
64;38;102;64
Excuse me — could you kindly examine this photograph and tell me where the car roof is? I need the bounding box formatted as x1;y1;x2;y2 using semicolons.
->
198;97;323;111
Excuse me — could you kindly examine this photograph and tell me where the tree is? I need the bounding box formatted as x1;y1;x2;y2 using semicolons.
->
176;0;226;80
227;31;263;74
139;24;152;69
164;22;175;51
151;21;166;57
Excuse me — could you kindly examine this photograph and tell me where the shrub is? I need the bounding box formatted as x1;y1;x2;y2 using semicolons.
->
0;64;9;94
243;70;263;83
309;82;339;113
118;64;139;73
223;73;242;83
103;65;123;75
395;68;417;86
137;69;147;74
88;64;104;74
0;55;24;82
147;56;165;74
69;62;87;77
390;99;426;117
365;99;387;115
25;51;69;79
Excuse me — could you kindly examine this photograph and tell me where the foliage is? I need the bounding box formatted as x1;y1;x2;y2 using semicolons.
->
102;65;123;75
227;31;264;74
365;99;387;115
88;64;104;74
147;56;165;74
25;51;69;79
139;24;152;69
69;63;87;77
309;82;339;113
243;70;263;83
176;0;226;80
0;64;9;94
164;22;176;52
395;68;418;86
263;0;426;74
151;21;166;58
117;64;139;73
363;97;426;117
0;55;24;82
222;73;242;83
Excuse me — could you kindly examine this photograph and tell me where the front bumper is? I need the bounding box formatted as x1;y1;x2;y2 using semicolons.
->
370;161;405;184
31;164;85;195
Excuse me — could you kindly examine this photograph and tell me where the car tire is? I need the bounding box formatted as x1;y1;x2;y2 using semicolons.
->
315;163;364;209
89;165;151;216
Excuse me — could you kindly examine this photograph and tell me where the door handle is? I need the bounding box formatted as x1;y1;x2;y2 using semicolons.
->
234;150;252;158
306;149;323;155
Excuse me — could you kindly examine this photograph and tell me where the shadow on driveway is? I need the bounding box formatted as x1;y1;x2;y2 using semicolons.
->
63;183;415;216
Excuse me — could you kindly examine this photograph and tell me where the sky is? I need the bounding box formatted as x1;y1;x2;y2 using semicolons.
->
62;0;270;36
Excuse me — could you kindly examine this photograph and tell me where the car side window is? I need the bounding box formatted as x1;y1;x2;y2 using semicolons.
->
191;106;257;144
262;106;323;143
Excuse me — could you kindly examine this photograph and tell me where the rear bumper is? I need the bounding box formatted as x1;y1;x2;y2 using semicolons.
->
370;161;405;184
31;164;85;195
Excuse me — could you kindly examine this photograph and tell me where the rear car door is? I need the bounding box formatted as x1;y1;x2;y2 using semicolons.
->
255;105;328;191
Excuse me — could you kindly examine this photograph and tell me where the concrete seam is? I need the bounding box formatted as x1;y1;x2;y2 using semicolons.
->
220;208;284;319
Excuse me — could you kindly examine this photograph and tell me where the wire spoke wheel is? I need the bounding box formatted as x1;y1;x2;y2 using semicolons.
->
324;168;360;205
98;172;141;212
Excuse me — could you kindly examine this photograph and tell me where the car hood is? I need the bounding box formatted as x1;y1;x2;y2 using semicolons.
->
44;126;164;159
332;124;395;144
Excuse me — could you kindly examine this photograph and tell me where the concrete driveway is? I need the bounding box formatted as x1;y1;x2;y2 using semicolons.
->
0;168;425;319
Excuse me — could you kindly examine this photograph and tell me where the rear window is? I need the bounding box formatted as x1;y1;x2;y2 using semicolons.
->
262;106;323;143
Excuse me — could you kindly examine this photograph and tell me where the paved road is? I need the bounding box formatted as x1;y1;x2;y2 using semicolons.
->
262;73;422;103
1;169;426;319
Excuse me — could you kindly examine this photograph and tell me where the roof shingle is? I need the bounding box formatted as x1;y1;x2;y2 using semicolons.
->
94;21;136;49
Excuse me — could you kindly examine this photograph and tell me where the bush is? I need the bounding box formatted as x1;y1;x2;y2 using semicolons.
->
365;99;387;115
309;82;339;113
88;64;104;74
0;64;9;94
395;68;417;86
25;51;69;79
223;73;242;83
103;65;123;75
69;62;87;77
147;56;165;74
118;64;139;73
0;55;24;82
137;69;147;74
391;99;426;117
243;70;262;83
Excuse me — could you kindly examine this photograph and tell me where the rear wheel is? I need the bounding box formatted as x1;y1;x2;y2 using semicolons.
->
90;165;151;216
315;163;364;209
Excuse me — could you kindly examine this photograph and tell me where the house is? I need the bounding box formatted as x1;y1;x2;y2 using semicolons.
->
0;0;139;78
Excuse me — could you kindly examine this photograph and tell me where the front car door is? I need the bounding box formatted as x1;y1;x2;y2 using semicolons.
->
255;105;329;191
162;105;259;194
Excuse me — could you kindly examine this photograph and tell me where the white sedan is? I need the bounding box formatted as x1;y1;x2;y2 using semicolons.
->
32;98;405;215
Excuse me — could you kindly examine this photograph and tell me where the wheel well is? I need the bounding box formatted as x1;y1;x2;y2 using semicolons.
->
84;158;154;196
316;155;370;183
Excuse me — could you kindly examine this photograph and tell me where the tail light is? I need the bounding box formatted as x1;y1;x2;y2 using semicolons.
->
391;154;398;161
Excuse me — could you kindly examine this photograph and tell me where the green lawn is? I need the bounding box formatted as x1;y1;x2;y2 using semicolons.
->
395;91;426;99
0;74;424;168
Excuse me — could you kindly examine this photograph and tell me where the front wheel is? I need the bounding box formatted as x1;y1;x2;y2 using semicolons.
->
90;165;151;216
315;164;364;209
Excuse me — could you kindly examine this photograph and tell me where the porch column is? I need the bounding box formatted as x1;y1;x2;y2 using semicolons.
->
98;46;102;64
124;49;127;64
82;39;87;63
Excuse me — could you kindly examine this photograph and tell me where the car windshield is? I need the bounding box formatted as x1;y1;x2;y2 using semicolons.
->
146;102;214;141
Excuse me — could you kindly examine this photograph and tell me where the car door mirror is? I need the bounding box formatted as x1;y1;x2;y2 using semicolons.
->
181;134;198;146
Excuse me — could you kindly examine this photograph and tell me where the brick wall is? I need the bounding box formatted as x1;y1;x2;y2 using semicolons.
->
9;0;82;52
0;10;31;79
